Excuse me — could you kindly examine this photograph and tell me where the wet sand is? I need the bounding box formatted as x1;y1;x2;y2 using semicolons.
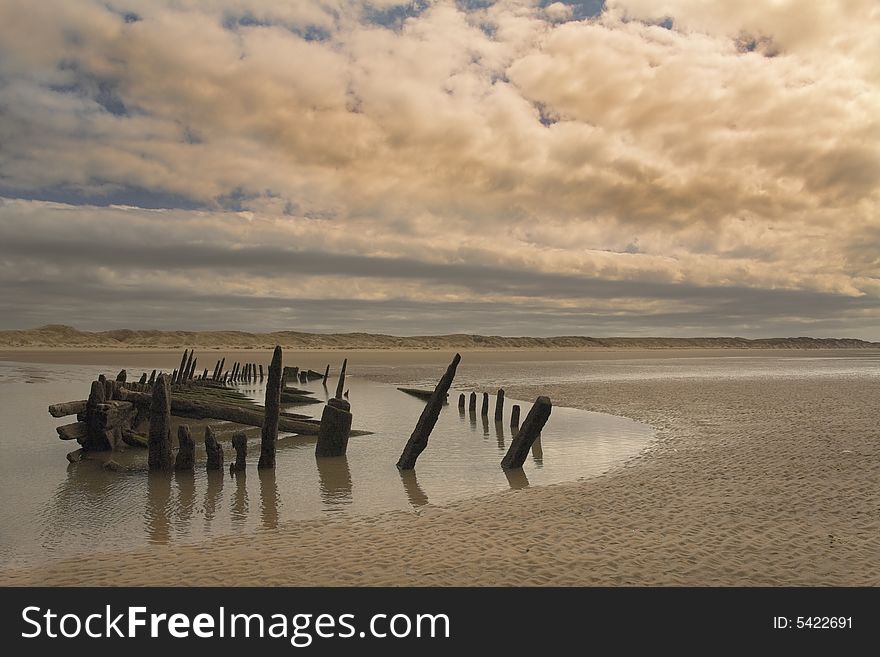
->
2;355;878;586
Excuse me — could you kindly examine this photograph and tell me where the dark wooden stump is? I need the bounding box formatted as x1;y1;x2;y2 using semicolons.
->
148;374;174;470
510;404;521;429
396;353;461;470
230;430;247;473
469;391;477;414
315;398;352;457
205;426;224;471
257;345;282;469
148;370;156;385
501;396;552;470
175;425;195;471
458;393;465;411
494;388;505;422
481;392;489;416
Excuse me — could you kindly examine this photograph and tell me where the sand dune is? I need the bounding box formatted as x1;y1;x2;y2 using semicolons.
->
1;324;877;350
1;371;877;586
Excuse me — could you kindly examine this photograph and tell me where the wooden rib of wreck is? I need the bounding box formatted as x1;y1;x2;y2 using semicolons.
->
397;387;449;404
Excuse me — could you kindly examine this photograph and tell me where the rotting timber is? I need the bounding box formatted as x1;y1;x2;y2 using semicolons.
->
48;348;370;463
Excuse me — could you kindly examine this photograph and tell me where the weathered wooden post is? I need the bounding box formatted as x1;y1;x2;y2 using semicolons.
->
258;346;283;469
230;430;247;473
184;351;194;382
315;359;352;457
510;404;521;429
396;353;461;470
176;349;189;384
171;369;178;383
501;396;552;470
188;358;197;381
175;425;195;471
494;388;505;422
469;391;477;414
103;378;115;401
212;360;221;381
205;426;224;471
231;362;239;381
148;374;174;470
323;364;330;385
458;393;465;412
259;364;264;381
116;369;127;383
217;358;226;381
138;372;148;385
148;369;156;385
481;392;489;416
84;380;107;450
202;368;208;380
335;359;348;398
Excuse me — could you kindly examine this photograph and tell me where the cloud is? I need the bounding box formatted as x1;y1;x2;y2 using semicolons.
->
0;0;877;336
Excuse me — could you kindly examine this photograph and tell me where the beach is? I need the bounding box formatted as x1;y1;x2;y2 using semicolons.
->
1;348;877;586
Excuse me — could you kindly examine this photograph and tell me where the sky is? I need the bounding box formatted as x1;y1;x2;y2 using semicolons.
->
0;0;878;338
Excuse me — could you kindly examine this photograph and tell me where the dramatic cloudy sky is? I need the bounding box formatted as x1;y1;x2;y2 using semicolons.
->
0;0;878;337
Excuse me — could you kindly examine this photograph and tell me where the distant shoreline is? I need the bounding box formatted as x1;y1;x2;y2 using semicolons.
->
1;325;878;350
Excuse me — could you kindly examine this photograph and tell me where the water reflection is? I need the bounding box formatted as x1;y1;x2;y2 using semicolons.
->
146;472;172;544
504;468;530;490
230;471;248;527
399;469;428;507
316;456;353;508
531;435;544;466
494;420;505;449
174;470;196;533
203;470;224;524
481;414;489;437
258;468;279;529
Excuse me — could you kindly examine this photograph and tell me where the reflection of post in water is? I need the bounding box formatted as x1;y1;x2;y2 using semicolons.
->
258;467;279;529
145;471;172;544
316;456;352;508
495;420;505;449
481;414;490;438
399;469;428;508
174;470;196;527
504;467;530;490
230;471;248;526
531;435;544;466
467;404;477;432
203;470;224;524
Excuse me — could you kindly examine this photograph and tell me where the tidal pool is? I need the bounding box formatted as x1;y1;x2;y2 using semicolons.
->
0;359;654;568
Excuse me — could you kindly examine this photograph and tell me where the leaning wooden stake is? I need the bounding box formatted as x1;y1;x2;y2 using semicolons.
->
396;353;461;470
323;364;330;385
335;359;348;399
175;350;189;384
148;374;174;470
501;396;552;470
258;346;283;469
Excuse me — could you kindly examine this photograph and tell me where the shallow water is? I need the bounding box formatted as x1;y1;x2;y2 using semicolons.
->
0;358;654;569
